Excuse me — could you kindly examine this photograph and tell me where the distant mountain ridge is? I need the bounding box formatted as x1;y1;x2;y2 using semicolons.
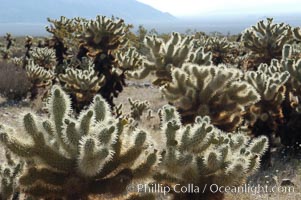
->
0;0;176;24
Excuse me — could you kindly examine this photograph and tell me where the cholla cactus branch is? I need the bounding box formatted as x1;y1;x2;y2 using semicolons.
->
0;151;24;200
161;63;260;131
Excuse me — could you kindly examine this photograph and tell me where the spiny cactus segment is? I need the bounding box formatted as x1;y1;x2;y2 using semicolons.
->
0;150;24;200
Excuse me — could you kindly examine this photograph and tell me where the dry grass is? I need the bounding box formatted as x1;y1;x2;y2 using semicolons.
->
0;60;30;102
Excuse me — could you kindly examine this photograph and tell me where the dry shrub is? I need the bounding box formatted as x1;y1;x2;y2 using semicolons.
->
0;60;30;101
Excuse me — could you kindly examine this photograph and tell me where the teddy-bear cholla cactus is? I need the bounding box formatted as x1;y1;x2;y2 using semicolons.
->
128;32;212;86
78;15;127;53
276;44;301;147
205;37;231;65
73;15;130;107
127;32;193;85
128;98;150;121
0;150;23;200
0;86;157;199
30;47;56;69
4;33;14;50
242;18;292;65
46;16;79;43
25;59;54;88
59;58;105;111
161;63;260;131
245;60;290;123
154;105;268;200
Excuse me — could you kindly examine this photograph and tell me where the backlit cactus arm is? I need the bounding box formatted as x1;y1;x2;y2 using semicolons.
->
293;27;301;41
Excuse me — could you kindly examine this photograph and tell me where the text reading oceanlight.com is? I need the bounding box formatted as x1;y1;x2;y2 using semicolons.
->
127;183;295;196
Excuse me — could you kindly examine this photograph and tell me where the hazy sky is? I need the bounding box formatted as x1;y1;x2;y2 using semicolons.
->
137;0;301;17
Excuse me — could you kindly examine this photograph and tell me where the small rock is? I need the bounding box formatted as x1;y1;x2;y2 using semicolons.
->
281;179;294;186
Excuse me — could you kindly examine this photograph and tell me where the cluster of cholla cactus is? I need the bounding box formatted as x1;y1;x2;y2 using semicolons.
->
153;105;268;200
161;63;260;131
2;15;301;200
46;15;132;107
0;86;158;199
242;18;292;67
0;86;269;200
0;151;24;200
59;58;105;112
128;32;212;86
